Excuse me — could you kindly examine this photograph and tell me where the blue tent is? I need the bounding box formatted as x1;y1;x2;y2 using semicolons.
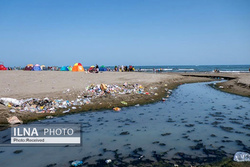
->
32;64;41;71
60;66;69;71
99;65;107;71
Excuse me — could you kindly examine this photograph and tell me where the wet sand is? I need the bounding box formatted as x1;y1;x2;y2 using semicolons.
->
0;71;249;124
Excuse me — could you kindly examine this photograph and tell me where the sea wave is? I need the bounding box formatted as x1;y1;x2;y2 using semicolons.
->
219;71;249;73
178;69;195;71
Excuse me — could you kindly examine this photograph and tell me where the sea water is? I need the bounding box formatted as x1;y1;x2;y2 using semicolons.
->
94;65;250;73
0;81;249;166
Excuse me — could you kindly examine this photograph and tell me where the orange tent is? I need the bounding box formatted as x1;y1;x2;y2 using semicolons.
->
72;63;85;72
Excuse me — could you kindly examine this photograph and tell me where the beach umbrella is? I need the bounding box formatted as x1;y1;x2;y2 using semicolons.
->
88;65;96;72
24;64;34;71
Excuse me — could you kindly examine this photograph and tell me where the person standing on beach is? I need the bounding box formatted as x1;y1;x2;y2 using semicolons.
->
96;64;99;73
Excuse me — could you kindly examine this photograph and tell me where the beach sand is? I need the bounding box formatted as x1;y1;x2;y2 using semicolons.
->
0;71;249;124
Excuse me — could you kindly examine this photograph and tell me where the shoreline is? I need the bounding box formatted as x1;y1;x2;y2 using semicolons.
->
0;71;249;125
181;72;250;97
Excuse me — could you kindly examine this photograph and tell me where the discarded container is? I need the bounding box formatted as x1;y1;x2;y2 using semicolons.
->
7;116;23;125
100;83;107;91
162;98;166;101
139;155;144;160
71;160;83;166
233;152;250;162
105;159;112;164
113;107;121;111
121;101;128;105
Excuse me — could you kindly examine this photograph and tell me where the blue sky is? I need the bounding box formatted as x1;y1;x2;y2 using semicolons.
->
0;0;250;67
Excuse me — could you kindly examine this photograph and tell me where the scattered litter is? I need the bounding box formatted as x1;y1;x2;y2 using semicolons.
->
154;93;158;96
135;104;140;107
63;109;70;113
7;116;23;125
121;101;128;105
219;86;224;89
113;107;121;111
105;159;112;164
71;160;83;167
0;83;173;118
0;98;23;107
46;116;53;119
100;83;107;91
233;152;250;162
162;98;166;101
10;109;16;113
139;155;144;160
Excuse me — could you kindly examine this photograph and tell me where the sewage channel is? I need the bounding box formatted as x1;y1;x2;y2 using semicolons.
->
0;81;249;166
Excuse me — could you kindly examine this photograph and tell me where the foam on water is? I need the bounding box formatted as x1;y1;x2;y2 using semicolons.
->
0;81;249;166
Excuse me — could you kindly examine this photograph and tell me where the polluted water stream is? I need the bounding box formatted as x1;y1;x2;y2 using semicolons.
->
0;81;249;166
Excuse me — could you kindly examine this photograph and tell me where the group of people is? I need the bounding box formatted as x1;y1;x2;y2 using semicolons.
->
114;65;135;72
214;69;220;73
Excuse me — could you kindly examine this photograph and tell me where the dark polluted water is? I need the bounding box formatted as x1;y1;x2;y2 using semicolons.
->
0;81;249;167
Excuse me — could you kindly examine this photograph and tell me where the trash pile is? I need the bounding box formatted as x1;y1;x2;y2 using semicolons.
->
0;82;173;124
0;97;92;114
83;83;145;97
0;83;145;114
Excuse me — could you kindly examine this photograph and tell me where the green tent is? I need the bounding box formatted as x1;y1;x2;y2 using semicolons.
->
67;66;72;71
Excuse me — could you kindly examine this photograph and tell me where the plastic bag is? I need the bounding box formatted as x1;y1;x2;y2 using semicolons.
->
233;152;250;162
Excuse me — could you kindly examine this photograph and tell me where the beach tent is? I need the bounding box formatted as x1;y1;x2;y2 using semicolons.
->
99;65;107;71
32;64;42;71
0;62;7;70
24;64;33;71
67;66;72;71
72;63;84;72
40;65;45;70
88;65;96;72
60;66;69;71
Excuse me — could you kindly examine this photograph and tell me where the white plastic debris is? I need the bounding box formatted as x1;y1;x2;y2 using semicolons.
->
10;109;16;113
233;152;250;162
0;98;23;106
7;116;23;125
63;109;70;113
105;159;112;164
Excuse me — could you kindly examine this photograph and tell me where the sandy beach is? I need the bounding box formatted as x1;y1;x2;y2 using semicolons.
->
0;71;249;124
